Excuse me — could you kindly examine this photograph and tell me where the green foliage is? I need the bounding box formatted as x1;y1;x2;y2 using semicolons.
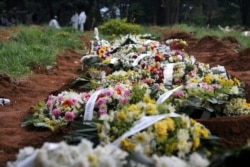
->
0;25;83;77
99;19;142;36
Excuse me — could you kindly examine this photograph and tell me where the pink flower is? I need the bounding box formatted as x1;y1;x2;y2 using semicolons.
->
98;109;107;116
82;92;90;102
46;100;53;111
173;90;185;98
96;98;106;106
104;89;113;97
57;94;63;102
65;112;75;122
70;98;78;105
119;97;129;104
124;89;130;96
52;108;61;118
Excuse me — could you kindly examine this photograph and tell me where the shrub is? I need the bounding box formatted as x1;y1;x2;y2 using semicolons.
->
99;19;142;35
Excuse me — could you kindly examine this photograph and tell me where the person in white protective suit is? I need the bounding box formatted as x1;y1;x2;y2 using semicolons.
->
70;11;79;30
78;10;87;32
49;16;61;29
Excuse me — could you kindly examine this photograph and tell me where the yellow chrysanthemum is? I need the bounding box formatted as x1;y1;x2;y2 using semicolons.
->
203;74;212;84
200;128;209;138
143;96;156;104
117;111;126;122
128;104;140;112
192;137;200;150
233;77;241;87
220;78;234;87
120;138;135;152
165;117;175;132
133;133;147;143
190;118;196;126
154;121;168;142
146;103;158;115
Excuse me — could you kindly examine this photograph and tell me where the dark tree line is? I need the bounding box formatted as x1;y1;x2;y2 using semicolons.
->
0;0;249;29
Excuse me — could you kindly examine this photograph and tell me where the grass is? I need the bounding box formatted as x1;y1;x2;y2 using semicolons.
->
0;25;84;77
0;24;249;78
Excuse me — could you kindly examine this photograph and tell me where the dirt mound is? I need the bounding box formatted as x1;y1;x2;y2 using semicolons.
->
1;30;250;166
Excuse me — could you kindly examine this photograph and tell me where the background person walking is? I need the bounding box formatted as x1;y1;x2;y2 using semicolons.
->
49;16;61;29
70;10;79;30
78;10;86;32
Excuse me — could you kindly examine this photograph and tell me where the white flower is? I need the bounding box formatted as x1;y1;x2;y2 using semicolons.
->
187;152;210;167
152;154;187;167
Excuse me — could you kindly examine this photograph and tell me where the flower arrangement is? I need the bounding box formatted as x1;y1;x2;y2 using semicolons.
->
22;91;85;131
97;97;213;158
7;138;213;167
23;34;250;131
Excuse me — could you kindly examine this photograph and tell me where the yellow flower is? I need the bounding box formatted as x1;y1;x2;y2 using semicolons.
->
143;96;156;104
120;138;135;152
203;74;212;84
233;77;241;87
117;111;126;122
133;133;147;143
220;78;234;87
200;127;209;138
192;137;200;150
165;117;175;132
243;101;250;108
154;121;168;142
146;103;158;115
96;123;102;132
190;118;196;126
102;57;111;64
128;104;140;112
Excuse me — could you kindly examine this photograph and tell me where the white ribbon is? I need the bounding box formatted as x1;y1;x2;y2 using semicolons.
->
156;85;183;104
132;53;150;66
163;63;175;85
83;89;104;121
112;112;180;147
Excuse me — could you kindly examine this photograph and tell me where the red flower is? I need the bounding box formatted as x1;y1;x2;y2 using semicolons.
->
154;55;162;62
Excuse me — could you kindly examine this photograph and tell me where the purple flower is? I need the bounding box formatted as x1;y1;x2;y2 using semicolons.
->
98;109;107;116
51;108;61;118
65;112;75;122
46;100;53;111
119;97;129;105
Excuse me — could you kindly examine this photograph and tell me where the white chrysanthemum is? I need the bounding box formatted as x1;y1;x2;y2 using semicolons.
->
177;129;190;141
180;115;191;128
229;85;239;94
77;139;94;155
177;140;192;158
187;152;210;167
152;154;187;167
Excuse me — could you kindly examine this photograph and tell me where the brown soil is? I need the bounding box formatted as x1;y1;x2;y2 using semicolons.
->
1;27;250;166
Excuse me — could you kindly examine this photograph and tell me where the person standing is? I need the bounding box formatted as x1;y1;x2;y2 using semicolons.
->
78;10;86;32
49;16;61;29
70;11;79;30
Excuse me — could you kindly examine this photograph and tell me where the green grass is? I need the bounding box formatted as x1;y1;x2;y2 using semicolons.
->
0;25;84;77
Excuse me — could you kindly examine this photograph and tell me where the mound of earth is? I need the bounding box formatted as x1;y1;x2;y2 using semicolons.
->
1;28;250;166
